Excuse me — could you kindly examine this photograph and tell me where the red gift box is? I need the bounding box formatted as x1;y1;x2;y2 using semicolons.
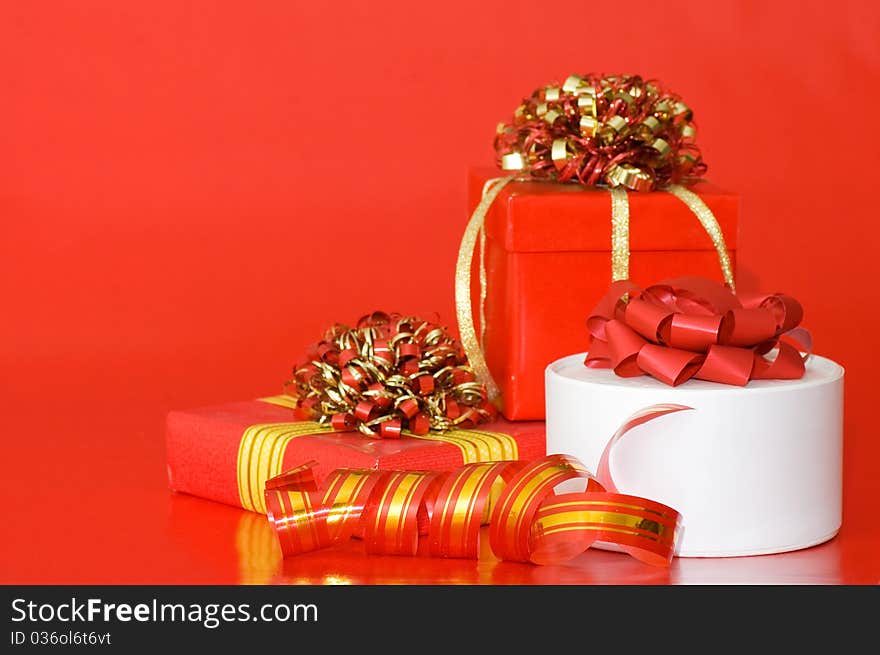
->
465;168;739;420
166;397;545;513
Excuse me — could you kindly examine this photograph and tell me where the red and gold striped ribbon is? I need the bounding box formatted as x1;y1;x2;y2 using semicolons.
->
266;455;679;566
265;404;687;567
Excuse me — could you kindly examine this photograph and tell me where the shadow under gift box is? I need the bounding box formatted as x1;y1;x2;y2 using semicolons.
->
165;399;545;512
466;168;739;421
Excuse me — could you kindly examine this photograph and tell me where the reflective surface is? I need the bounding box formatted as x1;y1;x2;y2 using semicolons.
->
1;393;877;585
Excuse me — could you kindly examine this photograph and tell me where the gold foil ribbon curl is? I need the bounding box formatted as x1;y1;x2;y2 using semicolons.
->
496;73;705;191
288;313;496;438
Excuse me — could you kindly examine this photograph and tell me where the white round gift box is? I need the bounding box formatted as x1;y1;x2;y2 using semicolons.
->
545;352;844;557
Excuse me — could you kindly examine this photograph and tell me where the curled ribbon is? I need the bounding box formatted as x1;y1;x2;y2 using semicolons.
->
585;277;812;386
288;311;495;438
265;405;687;567
495;73;705;191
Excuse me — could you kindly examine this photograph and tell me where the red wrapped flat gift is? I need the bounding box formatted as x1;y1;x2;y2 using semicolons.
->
464;169;738;420
166;396;545;514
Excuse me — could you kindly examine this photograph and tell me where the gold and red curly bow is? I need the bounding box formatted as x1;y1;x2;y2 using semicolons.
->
287;311;497;438
585;277;812;386
265;405;688;568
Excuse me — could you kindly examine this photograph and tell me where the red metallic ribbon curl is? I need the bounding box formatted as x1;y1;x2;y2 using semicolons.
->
266;406;688;567
585;277;812;386
494;73;705;191
287;311;496;438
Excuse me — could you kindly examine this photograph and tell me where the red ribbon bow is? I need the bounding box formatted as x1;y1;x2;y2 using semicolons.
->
585;277;812;386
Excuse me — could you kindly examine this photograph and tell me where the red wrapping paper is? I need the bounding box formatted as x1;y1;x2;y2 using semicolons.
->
467;168;739;420
166;399;545;511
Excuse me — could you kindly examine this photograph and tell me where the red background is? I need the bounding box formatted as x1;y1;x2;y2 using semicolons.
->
2;1;878;583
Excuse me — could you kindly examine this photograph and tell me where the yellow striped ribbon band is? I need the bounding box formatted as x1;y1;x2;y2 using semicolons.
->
236;397;519;513
236;420;331;513
258;394;299;409
407;428;518;464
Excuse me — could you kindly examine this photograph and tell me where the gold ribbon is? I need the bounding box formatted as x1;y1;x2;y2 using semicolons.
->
236;395;518;513
666;184;735;290
454;176;517;402
455;179;736;401
609;187;630;281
